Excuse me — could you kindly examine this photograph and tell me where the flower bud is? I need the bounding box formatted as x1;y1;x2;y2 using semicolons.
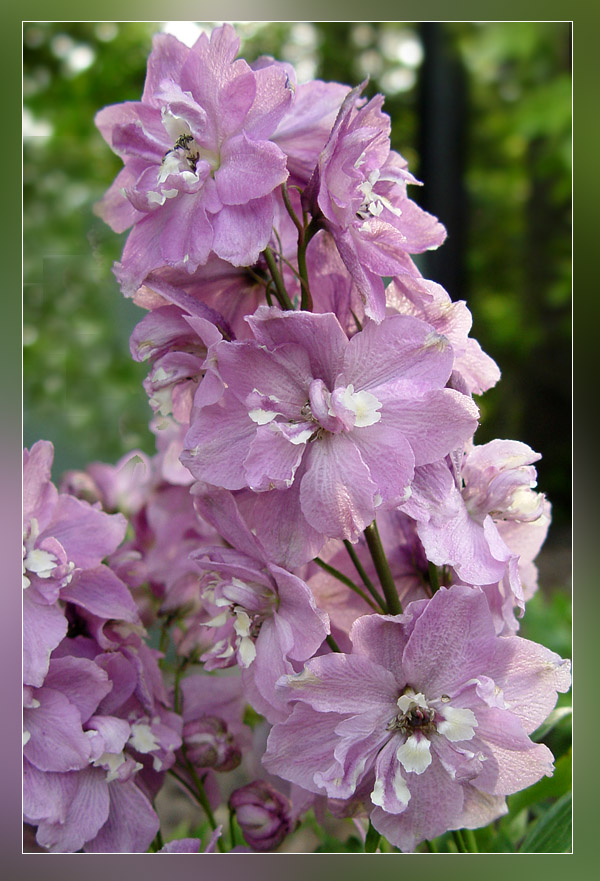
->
229;781;292;851
182;715;241;772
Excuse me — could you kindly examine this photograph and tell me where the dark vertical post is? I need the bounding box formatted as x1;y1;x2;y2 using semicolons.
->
416;23;468;299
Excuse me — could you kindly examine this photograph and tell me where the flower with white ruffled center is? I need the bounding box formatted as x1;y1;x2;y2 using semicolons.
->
265;585;571;852
182;307;479;547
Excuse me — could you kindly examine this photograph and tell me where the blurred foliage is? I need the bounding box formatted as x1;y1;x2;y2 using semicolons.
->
23;21;571;538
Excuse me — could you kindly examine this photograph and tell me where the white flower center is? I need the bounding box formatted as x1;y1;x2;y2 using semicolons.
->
357;168;404;220
22;518;58;587
159;108;220;185
331;384;382;428
388;687;478;775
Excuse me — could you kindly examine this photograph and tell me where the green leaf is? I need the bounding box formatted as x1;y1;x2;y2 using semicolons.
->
531;706;572;742
519;792;572;852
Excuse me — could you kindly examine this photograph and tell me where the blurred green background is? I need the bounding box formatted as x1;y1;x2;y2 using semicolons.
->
23;20;571;541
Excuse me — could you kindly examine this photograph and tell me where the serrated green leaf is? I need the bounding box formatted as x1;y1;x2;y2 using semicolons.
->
519;792;572;852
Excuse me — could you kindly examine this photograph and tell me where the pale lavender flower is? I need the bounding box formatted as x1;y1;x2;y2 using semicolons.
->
304;84;446;321
386;273;501;396
176;485;329;722
264;585;571;852
95;24;293;294
264;62;351;185
24;629;183;853
401;439;550;630
181;307;479;550
23;442;132;688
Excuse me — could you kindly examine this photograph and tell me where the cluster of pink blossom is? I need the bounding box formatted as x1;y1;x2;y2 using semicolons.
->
24;24;570;853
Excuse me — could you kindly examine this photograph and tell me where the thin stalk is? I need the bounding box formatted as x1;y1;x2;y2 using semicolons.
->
281;182;304;238
263;246;294;310
158;624;170;665
364;821;381;853
326;634;341;653
173;657;189;715
451;829;469;853
364;521;402;615
246;266;270;289
276;251;314;307
264;280;274;307
343;540;386;611
150;828;164;852
281;182;314;310
171;760;227;852
297;235;313;311
314;556;379;611
428;561;441;594
350;309;363;331
464;829;478;853
228;808;239;850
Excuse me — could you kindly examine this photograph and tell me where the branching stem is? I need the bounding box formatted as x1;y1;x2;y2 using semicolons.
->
314;556;379;611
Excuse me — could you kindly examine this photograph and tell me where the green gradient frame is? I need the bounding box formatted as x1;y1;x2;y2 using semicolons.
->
10;1;588;874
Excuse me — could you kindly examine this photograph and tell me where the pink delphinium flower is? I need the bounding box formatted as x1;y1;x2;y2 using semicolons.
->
264;585;570;852
181;306;479;550
401;439;550;631
305;83;446;321
386;273;501;396
176;485;329;722
23;442;133;688
95;24;293;294
24;626;183;853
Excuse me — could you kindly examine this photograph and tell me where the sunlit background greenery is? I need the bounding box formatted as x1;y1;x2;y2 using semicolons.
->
23;21;571;541
22;21;572;852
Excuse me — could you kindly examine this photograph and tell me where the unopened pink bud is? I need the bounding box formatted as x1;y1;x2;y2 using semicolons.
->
229;781;292;851
183;715;241;772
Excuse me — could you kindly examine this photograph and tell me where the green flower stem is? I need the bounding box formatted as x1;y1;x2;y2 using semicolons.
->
170;762;227;852
173;657;189;715
451;829;469;853
297;235;313;311
464;828;478;852
149;828;164;852
281;182;313;311
364;521;402;615
326;634;341;653
263;246;294;310
229;807;239;849
343;540;386;611
428;561;441;594
281;182;304;237
365;820;381;852
314;556;379;611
